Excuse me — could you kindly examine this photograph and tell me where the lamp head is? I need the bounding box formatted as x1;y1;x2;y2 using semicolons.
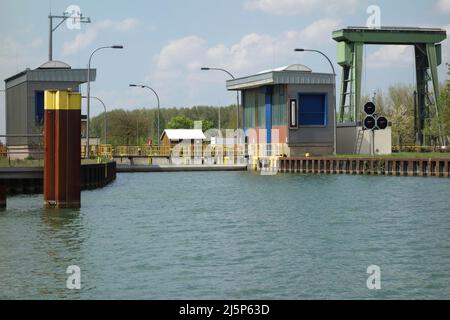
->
111;45;124;49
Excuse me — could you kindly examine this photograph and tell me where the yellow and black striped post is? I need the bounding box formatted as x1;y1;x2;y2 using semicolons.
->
44;90;81;208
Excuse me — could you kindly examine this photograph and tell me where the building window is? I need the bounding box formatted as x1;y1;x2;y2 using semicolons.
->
35;91;45;126
298;93;327;126
257;91;265;128
243;90;256;128
289;99;297;128
272;85;287;126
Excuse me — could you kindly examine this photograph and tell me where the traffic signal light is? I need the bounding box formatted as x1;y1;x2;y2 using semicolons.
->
362;102;389;131
376;116;388;130
364;115;376;130
364;102;376;115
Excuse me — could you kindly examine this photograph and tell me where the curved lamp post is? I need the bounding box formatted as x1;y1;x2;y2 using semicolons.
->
129;84;161;145
82;96;107;146
201;67;239;130
86;45;123;157
294;48;337;155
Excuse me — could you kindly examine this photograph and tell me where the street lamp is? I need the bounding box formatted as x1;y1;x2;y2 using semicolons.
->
200;67;239;130
129;84;161;145
294;48;337;155
86;45;123;158
82;96;107;145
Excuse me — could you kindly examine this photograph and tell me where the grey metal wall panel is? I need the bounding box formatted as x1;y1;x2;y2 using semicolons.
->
5;67;95;148
272;84;288;126
27;69;96;82
287;84;335;146
227;71;334;90
6;82;28;145
4;73;27;89
5;69;96;89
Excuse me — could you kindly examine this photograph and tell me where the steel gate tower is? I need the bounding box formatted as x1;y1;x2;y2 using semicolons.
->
332;27;447;145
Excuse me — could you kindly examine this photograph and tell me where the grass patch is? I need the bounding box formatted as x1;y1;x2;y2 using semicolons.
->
0;158;43;167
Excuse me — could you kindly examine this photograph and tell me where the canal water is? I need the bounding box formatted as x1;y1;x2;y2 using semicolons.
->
1;172;450;299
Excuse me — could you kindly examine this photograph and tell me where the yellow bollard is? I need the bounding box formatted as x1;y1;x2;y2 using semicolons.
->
252;156;258;171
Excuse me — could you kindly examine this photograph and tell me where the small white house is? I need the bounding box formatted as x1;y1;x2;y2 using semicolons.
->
160;129;206;147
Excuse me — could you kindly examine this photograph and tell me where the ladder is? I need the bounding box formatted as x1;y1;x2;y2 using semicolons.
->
354;128;364;154
339;51;356;123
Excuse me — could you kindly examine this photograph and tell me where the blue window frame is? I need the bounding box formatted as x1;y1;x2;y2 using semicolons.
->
35;91;45;126
298;93;327;126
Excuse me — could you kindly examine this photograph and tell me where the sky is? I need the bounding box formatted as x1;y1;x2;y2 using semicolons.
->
1;0;450;134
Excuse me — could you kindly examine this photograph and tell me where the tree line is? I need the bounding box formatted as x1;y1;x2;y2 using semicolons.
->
91;64;450;146
365;64;450;146
90;105;238;145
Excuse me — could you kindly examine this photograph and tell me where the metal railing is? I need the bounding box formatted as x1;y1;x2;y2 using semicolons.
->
0;144;6;157
112;145;172;157
248;143;287;171
101;143;287;165
86;143;287;159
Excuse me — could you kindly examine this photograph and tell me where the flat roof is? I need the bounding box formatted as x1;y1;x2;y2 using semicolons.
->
226;64;333;91
332;26;447;44
5;67;96;89
161;129;206;141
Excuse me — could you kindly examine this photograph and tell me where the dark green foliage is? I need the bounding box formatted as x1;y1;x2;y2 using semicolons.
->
90;105;238;145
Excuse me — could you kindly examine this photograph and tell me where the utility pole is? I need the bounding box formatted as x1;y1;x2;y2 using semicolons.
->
48;9;91;61
136;119;139;145
218;107;221;131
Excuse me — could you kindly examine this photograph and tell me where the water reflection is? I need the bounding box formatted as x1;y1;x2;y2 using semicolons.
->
36;209;84;299
2;173;450;299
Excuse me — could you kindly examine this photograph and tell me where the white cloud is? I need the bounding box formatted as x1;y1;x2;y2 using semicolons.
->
62;18;139;56
367;23;450;69
244;0;361;15
115;18;140;31
436;0;450;13
148;18;341;106
62;25;102;56
0;35;44;135
0;36;43;70
367;45;414;68
152;18;340;75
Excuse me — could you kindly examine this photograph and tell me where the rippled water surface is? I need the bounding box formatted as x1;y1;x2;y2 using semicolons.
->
1;172;450;299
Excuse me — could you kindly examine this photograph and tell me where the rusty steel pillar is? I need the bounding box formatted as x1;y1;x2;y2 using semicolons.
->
44;92;55;207
44;90;81;209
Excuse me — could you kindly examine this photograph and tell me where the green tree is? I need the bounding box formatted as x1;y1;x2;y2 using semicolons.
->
200;119;214;131
385;85;416;146
90;104;243;145
167;115;194;129
422;64;450;145
439;64;450;140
